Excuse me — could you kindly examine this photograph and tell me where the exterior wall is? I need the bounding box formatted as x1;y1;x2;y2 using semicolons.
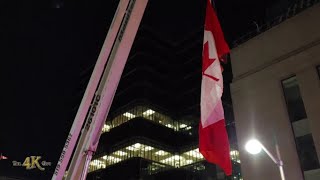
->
230;4;320;180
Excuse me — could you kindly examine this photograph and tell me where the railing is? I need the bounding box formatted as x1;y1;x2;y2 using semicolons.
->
232;0;320;48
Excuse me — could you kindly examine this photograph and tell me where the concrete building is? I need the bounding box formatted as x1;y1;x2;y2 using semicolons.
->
231;2;320;180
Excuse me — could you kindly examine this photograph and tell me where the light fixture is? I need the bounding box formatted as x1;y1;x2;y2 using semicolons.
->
133;143;142;149
173;155;180;160
142;109;155;115
186;159;193;164
179;124;187;128
126;146;135;151
114;151;128;156
155;150;168;156
126;143;143;151
245;138;286;180
107;156;121;163
230;150;238;156
245;139;262;155
123;112;136;118
185;148;203;158
145;146;154;151
102;124;111;132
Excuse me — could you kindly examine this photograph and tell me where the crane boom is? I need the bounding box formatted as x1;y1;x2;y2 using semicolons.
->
52;0;148;179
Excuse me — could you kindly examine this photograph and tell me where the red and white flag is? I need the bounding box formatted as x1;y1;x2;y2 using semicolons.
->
199;0;232;175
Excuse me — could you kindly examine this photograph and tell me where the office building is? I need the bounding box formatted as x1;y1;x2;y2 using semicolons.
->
231;2;320;180
85;13;242;180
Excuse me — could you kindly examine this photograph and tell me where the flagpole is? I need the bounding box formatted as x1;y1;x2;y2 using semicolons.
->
210;0;217;12
273;132;286;180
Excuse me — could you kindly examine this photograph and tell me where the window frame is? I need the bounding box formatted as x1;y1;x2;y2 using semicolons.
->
281;75;320;174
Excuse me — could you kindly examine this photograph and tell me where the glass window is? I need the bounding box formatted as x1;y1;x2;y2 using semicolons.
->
102;105;176;133
88;142;241;175
296;134;320;171
282;76;307;122
282;76;320;172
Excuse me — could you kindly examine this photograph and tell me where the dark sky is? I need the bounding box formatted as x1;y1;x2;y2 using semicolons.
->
0;0;273;178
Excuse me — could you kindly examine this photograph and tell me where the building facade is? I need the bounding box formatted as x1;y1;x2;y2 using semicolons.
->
82;10;242;178
86;100;241;180
231;3;320;180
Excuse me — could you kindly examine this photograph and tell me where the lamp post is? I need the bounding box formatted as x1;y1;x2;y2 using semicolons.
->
245;139;285;180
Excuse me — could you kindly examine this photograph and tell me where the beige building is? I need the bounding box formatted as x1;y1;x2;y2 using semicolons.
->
230;3;320;180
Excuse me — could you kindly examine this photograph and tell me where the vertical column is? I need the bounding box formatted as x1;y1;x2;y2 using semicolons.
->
297;67;320;163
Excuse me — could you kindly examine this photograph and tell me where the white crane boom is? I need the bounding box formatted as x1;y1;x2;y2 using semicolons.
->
52;0;148;179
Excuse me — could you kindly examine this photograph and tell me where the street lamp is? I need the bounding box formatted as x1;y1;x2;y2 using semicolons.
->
245;139;262;154
245;139;286;180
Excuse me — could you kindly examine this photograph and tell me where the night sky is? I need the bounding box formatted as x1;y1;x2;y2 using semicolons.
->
0;0;273;178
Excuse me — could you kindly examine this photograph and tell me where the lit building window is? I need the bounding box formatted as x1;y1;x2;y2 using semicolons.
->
155;150;168;156
101;105;180;133
126;143;143;151
89;142;241;175
179;124;187;128
186;159;193;164
145;146;154;151
230;150;241;163
183;148;203;159
113;151;128;156
102;124;111;133
143;109;155;116
100;105;199;133
123;112;136;118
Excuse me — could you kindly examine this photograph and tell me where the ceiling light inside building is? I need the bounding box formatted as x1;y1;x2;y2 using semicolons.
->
145;146;154;151
107;156;121;163
123;112;136;118
161;155;184;163
114;151;128;156
230;150;239;156
179;124;187;128
155;150;169;156
142;109;155;115
173;155;181;160
134;143;142;148
91;160;103;166
185;148;203;158
102;124;111;132
126;146;135;151
186;159;193;164
126;143;143;151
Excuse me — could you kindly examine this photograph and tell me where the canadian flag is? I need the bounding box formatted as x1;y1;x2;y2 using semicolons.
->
199;0;232;176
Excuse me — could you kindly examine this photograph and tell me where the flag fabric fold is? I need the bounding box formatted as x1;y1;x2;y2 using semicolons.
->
199;0;232;176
